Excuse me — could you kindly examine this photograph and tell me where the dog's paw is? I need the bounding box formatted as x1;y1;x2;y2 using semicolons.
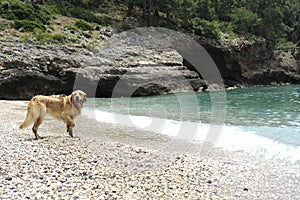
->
69;131;74;137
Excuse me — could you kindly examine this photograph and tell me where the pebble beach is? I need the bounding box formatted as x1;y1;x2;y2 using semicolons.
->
1;100;300;199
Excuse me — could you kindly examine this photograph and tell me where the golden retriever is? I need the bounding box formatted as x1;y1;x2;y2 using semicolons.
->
19;90;87;139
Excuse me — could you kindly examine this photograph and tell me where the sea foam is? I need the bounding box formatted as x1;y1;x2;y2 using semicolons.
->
82;108;300;162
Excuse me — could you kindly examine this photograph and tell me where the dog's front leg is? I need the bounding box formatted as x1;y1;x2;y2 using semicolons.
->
64;116;75;137
67;125;74;137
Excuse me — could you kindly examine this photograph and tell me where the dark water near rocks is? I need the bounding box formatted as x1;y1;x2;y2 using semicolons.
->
83;85;300;162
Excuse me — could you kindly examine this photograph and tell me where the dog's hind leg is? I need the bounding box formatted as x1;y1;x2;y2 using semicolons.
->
32;116;44;139
32;106;46;140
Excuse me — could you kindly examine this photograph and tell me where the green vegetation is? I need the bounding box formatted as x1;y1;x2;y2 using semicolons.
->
86;39;100;51
294;48;300;59
0;0;299;50
34;30;66;44
75;19;93;31
64;24;80;32
50;0;109;26
0;0;51;31
188;18;221;40
20;29;66;44
13;19;44;32
125;0;300;48
0;21;10;31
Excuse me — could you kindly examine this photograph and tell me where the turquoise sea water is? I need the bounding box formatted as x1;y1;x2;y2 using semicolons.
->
83;85;300;161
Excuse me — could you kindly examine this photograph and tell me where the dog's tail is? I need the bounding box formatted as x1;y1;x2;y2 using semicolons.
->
19;102;35;129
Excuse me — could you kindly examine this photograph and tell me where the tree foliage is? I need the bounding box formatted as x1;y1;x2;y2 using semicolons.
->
0;0;299;48
125;0;300;47
0;0;51;31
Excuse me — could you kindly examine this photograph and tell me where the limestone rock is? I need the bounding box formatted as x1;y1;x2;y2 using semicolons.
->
0;37;205;99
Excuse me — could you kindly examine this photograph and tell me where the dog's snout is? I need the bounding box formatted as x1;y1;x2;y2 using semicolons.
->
75;96;80;101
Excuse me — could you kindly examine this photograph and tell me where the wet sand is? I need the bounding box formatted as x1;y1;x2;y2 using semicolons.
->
0;100;300;199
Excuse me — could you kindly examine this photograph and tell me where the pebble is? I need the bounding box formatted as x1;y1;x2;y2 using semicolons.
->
5;177;12;181
0;101;300;199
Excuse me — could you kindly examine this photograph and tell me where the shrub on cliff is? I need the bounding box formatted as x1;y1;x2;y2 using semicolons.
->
0;0;52;32
52;1;109;26
0;21;10;31
1;1;51;22
75;19;93;31
294;49;300;60
13;20;45;32
230;8;262;35
21;30;67;44
189;18;221;40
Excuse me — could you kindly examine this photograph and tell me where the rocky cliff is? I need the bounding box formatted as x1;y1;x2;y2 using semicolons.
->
0;35;206;99
0;32;299;100
200;38;300;87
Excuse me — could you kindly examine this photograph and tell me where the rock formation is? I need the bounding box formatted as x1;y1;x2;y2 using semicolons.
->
0;31;299;100
200;38;300;87
0;37;205;99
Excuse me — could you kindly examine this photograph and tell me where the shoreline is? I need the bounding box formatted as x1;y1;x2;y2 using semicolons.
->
1;100;300;199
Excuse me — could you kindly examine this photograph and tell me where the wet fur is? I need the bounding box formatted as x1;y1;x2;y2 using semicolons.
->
19;90;87;139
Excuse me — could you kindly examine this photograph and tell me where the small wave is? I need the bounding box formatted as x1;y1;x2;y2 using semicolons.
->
212;126;300;162
82;108;300;162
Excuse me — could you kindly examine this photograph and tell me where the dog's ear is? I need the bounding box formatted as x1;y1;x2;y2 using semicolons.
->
70;92;75;104
83;93;87;103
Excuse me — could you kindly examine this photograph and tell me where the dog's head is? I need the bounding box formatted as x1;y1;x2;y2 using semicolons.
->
71;90;87;107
